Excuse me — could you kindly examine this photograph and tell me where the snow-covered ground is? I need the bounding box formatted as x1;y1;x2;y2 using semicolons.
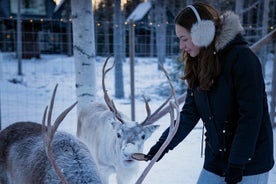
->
0;53;275;183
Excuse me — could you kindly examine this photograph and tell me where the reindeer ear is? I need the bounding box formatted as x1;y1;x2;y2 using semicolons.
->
143;125;160;140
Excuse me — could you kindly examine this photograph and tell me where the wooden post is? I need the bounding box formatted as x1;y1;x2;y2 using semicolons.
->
17;0;22;75
250;29;276;53
0;51;2;130
270;43;276;127
66;2;72;56
129;19;135;121
0;89;1;130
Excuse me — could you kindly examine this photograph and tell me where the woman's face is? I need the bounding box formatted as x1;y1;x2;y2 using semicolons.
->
175;24;200;57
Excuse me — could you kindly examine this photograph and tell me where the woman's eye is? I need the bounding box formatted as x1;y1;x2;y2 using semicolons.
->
181;38;188;42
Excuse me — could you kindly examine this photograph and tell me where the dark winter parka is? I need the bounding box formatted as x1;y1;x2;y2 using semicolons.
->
160;11;274;176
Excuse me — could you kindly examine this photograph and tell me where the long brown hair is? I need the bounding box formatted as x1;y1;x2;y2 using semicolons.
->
175;2;221;91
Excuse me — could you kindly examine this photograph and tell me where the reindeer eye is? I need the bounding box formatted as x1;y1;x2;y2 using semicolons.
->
117;133;121;138
141;134;145;140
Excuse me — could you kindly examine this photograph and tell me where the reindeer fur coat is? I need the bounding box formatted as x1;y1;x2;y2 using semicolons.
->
0;122;102;184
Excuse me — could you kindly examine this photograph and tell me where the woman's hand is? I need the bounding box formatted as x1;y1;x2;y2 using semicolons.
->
145;141;169;162
225;164;244;184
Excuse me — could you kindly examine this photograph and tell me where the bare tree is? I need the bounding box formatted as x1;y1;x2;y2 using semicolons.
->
71;0;96;112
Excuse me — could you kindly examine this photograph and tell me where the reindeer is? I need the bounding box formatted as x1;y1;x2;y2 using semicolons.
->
77;57;175;184
0;84;102;184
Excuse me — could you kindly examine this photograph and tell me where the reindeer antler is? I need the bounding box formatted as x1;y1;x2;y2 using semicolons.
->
135;99;180;184
42;84;78;184
102;56;125;123
141;64;176;126
135;64;180;184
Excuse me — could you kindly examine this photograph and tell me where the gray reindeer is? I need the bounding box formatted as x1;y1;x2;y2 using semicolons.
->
0;84;102;184
77;57;175;184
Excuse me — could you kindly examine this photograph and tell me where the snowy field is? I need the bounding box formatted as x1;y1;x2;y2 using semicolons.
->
0;52;275;183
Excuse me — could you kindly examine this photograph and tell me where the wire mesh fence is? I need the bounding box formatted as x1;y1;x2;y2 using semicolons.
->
0;17;275;129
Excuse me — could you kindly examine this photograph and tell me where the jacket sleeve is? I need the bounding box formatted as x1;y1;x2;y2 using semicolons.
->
228;46;265;165
159;88;200;150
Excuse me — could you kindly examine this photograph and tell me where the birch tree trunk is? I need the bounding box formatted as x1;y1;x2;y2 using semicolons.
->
71;0;96;113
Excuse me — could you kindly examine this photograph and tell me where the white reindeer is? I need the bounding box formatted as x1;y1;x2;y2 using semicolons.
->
77;57;175;184
0;84;102;184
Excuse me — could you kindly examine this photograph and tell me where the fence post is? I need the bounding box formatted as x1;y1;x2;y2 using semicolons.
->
129;19;135;121
270;44;276;127
0;89;1;130
17;0;22;75
0;50;2;130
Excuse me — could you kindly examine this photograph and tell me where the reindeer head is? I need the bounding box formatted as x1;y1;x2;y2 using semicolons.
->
102;57;175;168
110;119;159;167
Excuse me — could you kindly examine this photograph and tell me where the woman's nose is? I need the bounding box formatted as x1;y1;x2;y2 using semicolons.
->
180;42;186;50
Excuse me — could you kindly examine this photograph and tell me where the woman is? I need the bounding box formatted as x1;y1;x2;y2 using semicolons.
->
145;2;274;184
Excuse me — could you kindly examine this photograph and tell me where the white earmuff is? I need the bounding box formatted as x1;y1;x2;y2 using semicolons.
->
187;5;215;47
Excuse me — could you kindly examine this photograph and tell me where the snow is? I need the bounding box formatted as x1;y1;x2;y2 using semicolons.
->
126;2;152;22
0;52;275;183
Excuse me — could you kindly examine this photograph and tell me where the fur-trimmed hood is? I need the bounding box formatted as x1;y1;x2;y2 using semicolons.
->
215;11;244;51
